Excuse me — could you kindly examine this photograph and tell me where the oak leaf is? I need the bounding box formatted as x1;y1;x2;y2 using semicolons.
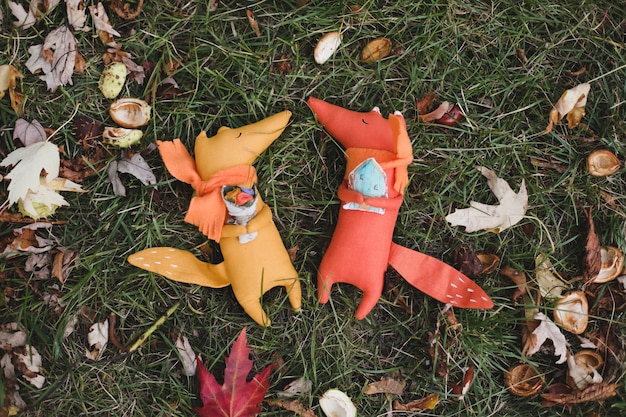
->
194;327;271;417
446;166;527;233
523;312;568;364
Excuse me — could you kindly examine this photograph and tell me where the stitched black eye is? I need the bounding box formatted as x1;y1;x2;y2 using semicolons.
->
236;132;242;138
361;118;368;124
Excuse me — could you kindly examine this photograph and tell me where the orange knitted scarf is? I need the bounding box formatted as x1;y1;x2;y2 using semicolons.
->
157;139;257;242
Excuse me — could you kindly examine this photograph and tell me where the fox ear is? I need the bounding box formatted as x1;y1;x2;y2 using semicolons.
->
217;126;232;133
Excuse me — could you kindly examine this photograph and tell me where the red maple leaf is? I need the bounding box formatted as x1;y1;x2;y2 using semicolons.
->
194;327;271;417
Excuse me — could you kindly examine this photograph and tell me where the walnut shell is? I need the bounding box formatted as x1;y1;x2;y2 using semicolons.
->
361;37;392;62
109;98;151;128
553;291;589;335
587;150;620;177
504;363;543;397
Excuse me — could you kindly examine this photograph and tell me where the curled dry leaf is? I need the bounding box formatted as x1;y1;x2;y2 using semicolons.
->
394;393;439;411
499;265;528;302
545;83;590;133
504;363;543;397
587;150;620;177
89;1;120;45
85;319;109;360
108;0;145;20
277;376;312;398
175;334;197;376
0;64;24;114
314;32;341;65
246;9;261;37
361;37;393;62
582;207;601;283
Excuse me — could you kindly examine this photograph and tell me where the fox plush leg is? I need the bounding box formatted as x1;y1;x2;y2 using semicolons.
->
128;248;230;288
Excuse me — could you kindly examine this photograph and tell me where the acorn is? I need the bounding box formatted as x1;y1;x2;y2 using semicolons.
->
98;62;127;99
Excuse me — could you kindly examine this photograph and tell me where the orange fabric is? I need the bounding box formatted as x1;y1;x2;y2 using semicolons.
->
157;139;257;242
308;96;493;319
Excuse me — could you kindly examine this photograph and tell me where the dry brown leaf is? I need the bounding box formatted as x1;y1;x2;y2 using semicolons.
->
66;0;89;30
582;207;602;283
25;26;78;91
108;0;144;20
417;91;437;115
246;10;261;37
541;382;617;406
441;304;461;330
453;247;482;278
394;393;439;411
287;246;299;263
499;265;528;302
89;2;120;45
364;376;406;396
265;399;316;417
51;247;77;284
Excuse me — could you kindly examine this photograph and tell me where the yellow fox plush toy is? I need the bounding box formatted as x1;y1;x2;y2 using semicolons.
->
128;111;301;326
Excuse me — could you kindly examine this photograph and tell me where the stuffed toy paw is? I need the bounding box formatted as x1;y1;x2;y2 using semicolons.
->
128;111;301;326
308;97;493;319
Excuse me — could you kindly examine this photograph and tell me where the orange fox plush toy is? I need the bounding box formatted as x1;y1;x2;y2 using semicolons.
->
128;111;301;326
307;97;493;319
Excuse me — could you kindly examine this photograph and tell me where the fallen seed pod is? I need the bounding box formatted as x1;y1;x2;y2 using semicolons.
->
504;363;543;397
553;291;588;335
566;350;604;389
587;150;620;177
361;37;392;62
103;127;143;148
593;246;624;283
314;32;341;64
99;62;127;99
109;98;151;128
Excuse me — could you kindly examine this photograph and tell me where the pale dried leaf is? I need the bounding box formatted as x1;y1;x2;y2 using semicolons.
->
265;399;316;417
13;119;47;146
278;376;313;397
175;334;197;376
66;0;89;30
0;141;60;206
394;393;439;411
25;26;78;91
16;345;45;388
523;312;568;364
446;166;527;233
116;154;157;186
535;255;569;299
86;319;109;360
89;2;120;44
8;1;37;28
0;323;26;349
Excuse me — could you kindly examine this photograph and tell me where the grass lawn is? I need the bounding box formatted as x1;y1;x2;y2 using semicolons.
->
1;0;625;416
